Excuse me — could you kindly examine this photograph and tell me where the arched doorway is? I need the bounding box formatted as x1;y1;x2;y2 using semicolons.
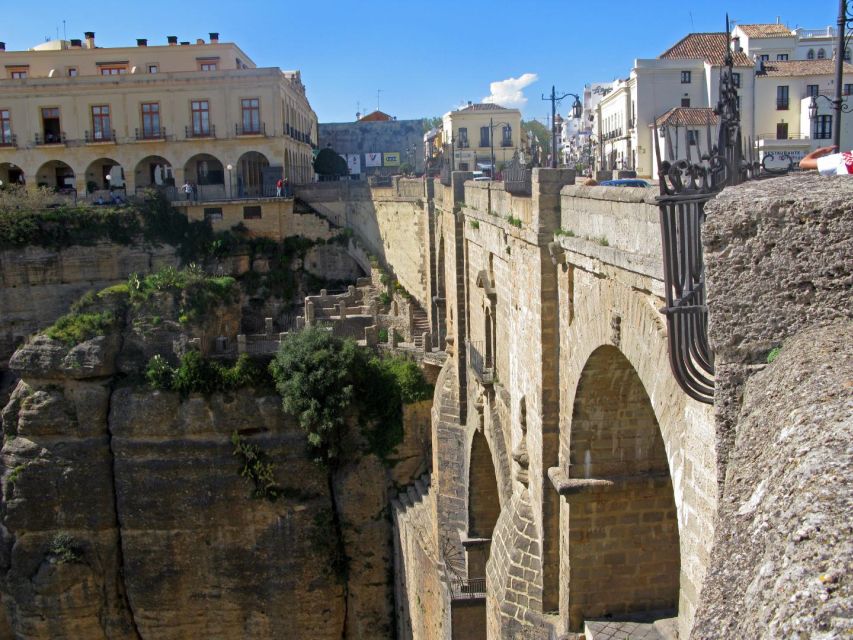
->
184;153;225;200
0;162;24;187
35;160;75;191
134;155;174;194
466;430;501;581
237;151;269;197
85;157;124;193
566;345;679;630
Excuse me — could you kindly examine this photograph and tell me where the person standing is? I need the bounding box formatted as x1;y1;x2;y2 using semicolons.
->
283;177;290;198
276;178;283;197
182;181;193;201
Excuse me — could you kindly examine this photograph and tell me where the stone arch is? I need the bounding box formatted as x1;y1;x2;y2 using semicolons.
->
0;162;24;187
466;428;501;581
84;157;125;192
134;155;174;191
807;48;815;60
237;150;270;197
817;48;826;59
35;160;75;190
184;153;226;200
484;307;495;369
564;345;679;630
434;234;447;348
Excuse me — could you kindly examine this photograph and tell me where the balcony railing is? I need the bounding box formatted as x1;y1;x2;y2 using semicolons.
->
500;140;513;147
467;340;494;385
185;125;216;139
85;129;116;143
451;578;486;600
776;99;789;110
236;122;266;136
135;127;167;141
35;132;66;145
0;134;17;148
457;140;470;148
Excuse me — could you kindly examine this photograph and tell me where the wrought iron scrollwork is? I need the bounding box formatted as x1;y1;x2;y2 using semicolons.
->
503;151;532;196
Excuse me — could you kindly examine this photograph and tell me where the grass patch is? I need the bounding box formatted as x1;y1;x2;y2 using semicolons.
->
507;215;523;228
469;220;480;230
766;347;781;364
593;236;610;247
556;228;576;237
44;310;115;346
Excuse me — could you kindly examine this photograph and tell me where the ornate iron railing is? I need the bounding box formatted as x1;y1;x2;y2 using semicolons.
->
450;577;486;599
503;151;531;196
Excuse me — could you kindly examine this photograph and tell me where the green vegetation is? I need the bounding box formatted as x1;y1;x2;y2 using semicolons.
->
522;120;551;161
556;228;576;237
421;116;443;133
593;236;610;247
766;347;782;364
128;265;238;325
7;464;27;485
378;328;389;343
378;291;391;307
313;148;349;177
469;220;480;230
48;533;83;564
269;328;432;466
145;352;272;396
44;310;116;346
231;431;281;501
507;215;523;228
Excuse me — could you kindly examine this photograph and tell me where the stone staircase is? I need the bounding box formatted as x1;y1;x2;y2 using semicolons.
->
411;303;431;349
392;473;437;560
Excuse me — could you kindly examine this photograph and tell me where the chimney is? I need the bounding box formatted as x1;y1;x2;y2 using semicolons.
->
137;38;147;47
196;38;205;45
0;42;5;52
732;36;741;52
167;35;178;46
84;31;95;48
467;100;472;106
180;41;190;46
209;32;219;44
70;38;82;48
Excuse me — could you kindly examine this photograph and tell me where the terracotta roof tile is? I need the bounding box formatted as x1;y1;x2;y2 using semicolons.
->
660;32;752;66
653;107;719;127
738;23;793;38
758;59;853;77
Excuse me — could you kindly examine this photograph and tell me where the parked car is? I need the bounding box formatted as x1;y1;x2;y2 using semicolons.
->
599;179;651;188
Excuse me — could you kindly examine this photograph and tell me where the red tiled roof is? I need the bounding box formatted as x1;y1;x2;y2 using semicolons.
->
660;32;752;66
737;23;792;38
758;59;853;77
653;107;719;127
359;110;393;122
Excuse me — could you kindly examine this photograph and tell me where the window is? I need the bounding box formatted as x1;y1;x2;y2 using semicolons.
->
814;114;832;139
99;66;126;75
807;49;815;60
148;65;158;73
732;72;741;88
501;125;512;146
687;129;700;145
240;98;260;134
680;70;691;83
200;62;217;71
817;48;826;59
736;95;741;111
776;54;788;61
479;126;490;147
141;102;160;138
844;84;853;96
41;107;61;142
681;97;691;107
776;85;789;110
191;100;210;136
776;122;788;140
845;48;851;62
91;105;111;140
67;67;78;77
204;207;223;221
0;109;11;145
10;70;27;79
806;84;820;98
243;205;262;220
458;127;468;148
759;54;770;62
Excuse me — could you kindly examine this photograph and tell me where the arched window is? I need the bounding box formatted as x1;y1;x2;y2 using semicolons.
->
817;48;826;59
807;49;815;60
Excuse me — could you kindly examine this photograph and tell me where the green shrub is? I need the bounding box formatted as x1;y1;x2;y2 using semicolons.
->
594;236;610;247
44;310;115;346
378;328;389;343
145;354;175;389
766;347;781;364
231;431;281;501
128;265;238;325
469;220;480;229
378;292;391;307
48;533;83;564
146;352;271;395
507;215;523;228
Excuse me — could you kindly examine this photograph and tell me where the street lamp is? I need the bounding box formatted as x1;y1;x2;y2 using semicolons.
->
226;163;233;199
488;117;513;179
541;85;583;168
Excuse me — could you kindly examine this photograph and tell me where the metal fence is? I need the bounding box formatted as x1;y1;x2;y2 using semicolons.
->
503;151;531;196
467;340;494;384
450;578;486;599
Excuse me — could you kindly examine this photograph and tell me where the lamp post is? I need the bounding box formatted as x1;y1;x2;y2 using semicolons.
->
226;163;233;199
488;117;513;179
541;86;583;168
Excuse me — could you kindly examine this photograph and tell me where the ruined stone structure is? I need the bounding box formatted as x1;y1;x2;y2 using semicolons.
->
295;171;851;639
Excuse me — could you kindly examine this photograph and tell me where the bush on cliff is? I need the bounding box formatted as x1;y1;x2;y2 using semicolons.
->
145;352;271;396
128;265;238;325
44;310;116;346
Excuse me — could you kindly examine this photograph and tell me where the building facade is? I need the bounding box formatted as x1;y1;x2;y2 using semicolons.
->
0;32;318;200
441;103;522;172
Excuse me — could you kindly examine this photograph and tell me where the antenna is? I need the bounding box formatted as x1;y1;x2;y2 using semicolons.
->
689;11;695;30
377;89;384;111
63;20;67;42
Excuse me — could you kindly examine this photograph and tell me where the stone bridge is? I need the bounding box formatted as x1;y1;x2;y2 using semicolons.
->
379;171;850;639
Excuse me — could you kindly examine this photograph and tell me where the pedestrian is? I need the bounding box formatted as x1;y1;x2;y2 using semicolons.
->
283;177;290;198
276;178;283;197
182;181;193;201
799;145;852;175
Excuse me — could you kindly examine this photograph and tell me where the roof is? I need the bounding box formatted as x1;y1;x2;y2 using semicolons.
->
358;110;393;122
456;102;513;112
653;107;719;127
660;32;752;66
758;59;853;77
737;23;793;38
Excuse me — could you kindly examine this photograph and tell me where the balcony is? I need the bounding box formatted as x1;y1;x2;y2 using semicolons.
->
185;125;216;139
135;127;167;141
457;141;470;149
84;129;116;143
500;140;513;147
34;132;66;145
236;122;266;136
467;340;494;385
776;100;789;110
0;134;17;148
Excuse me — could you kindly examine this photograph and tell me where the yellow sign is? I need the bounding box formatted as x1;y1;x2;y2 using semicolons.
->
383;152;400;166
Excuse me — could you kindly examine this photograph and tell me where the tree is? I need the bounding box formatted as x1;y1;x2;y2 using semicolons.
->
522;119;551;163
313;148;349;178
422;116;442;133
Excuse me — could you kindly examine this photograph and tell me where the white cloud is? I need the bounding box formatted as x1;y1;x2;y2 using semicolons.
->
482;73;539;109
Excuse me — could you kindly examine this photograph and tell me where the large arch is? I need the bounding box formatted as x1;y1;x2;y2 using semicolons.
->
466;429;501;581
35;160;75;191
0;162;24;187
236;150;270;197
565;345;679;629
184;153;225;200
84;157;124;192
134;155;174;191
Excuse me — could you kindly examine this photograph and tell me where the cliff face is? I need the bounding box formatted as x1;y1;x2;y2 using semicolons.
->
0;284;431;639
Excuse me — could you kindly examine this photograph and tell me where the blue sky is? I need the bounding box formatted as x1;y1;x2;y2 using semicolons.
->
2;0;838;123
